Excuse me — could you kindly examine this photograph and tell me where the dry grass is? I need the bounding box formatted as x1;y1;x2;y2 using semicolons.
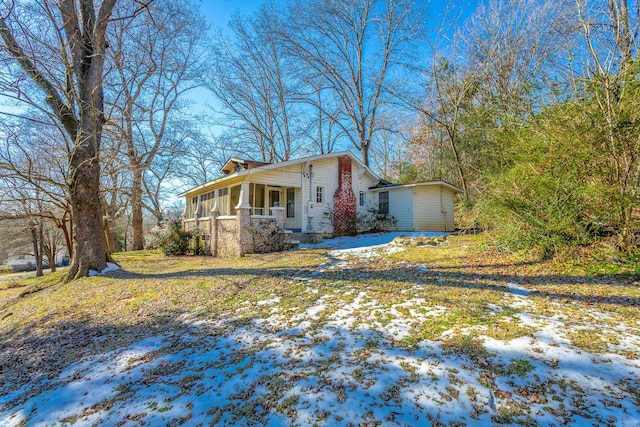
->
0;235;638;426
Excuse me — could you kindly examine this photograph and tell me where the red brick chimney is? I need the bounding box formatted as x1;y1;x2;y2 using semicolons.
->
333;156;357;236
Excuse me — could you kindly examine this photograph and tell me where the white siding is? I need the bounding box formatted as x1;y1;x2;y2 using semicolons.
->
304;157;338;233
283;187;303;230
184;153;380;234
387;188;414;231
353;163;378;216
413;186;456;231
248;163;305;187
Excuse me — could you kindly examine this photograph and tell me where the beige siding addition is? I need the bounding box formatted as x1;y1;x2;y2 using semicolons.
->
413;186;455;231
388;188;414;231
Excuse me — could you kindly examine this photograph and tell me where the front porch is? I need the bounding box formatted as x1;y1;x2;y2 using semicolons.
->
184;206;289;257
184;181;301;256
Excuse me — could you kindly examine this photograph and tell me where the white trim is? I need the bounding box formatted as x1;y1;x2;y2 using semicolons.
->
315;185;325;203
369;181;464;194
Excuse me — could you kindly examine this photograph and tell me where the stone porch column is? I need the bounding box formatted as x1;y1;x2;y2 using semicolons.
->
236;206;252;256
270;207;285;229
211;207;219;257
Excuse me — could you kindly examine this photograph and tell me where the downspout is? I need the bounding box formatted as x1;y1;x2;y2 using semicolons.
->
307;164;313;231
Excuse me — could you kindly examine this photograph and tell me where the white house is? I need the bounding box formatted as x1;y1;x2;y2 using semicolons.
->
181;151;462;256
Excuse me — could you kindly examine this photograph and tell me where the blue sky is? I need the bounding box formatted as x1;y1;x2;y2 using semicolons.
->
189;0;481;116
200;0;274;28
200;0;480;32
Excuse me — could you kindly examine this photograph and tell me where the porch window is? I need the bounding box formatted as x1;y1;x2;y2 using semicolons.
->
218;188;229;216
359;191;366;207
230;185;241;215
316;186;325;203
200;191;214;216
186;196;198;218
250;183;265;215
286;188;295;218
379;191;389;214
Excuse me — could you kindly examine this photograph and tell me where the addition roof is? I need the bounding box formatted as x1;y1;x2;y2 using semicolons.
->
368;181;464;194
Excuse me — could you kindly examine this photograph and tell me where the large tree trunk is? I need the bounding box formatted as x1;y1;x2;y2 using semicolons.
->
360;144;370;167
66;128;109;280
131;168;145;250
0;1;117;280
60;0;115;281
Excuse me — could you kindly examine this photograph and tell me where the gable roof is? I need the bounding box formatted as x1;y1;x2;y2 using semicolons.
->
180;151;379;197
220;158;271;175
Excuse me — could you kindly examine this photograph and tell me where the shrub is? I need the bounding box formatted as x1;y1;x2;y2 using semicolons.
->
151;220;207;255
356;206;397;234
0;265;13;275
321;207;397;235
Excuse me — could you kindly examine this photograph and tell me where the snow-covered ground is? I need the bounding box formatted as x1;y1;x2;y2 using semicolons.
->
300;231;447;258
1;233;639;426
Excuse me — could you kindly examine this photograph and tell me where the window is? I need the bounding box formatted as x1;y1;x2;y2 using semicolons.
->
230;185;240;215
218;188;229;216
316;186;325;203
200;192;214;216
186;196;198;218
286;188;295;218
250;183;265;215
269;189;280;207
359;191;366;207
379;191;389;214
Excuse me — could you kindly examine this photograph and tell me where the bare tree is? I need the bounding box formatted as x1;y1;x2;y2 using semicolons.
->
0;163;66;276
105;0;206;250
416;54;476;194
0;114;74;263
574;0;639;248
205;4;302;162
281;0;422;166
461;0;571;115
302;83;346;155
1;0;117;280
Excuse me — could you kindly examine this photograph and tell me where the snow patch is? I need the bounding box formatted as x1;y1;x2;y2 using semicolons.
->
88;262;120;277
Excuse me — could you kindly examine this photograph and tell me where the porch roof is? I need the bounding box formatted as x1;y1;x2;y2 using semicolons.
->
180;151;379;198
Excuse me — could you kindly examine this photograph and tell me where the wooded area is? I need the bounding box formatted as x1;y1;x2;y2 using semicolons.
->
0;0;638;279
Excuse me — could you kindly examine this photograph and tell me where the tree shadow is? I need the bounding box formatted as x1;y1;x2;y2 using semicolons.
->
312;264;640;307
1;310;638;426
106;254;640;307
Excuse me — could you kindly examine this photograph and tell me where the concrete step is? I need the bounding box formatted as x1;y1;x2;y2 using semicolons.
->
287;232;312;244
